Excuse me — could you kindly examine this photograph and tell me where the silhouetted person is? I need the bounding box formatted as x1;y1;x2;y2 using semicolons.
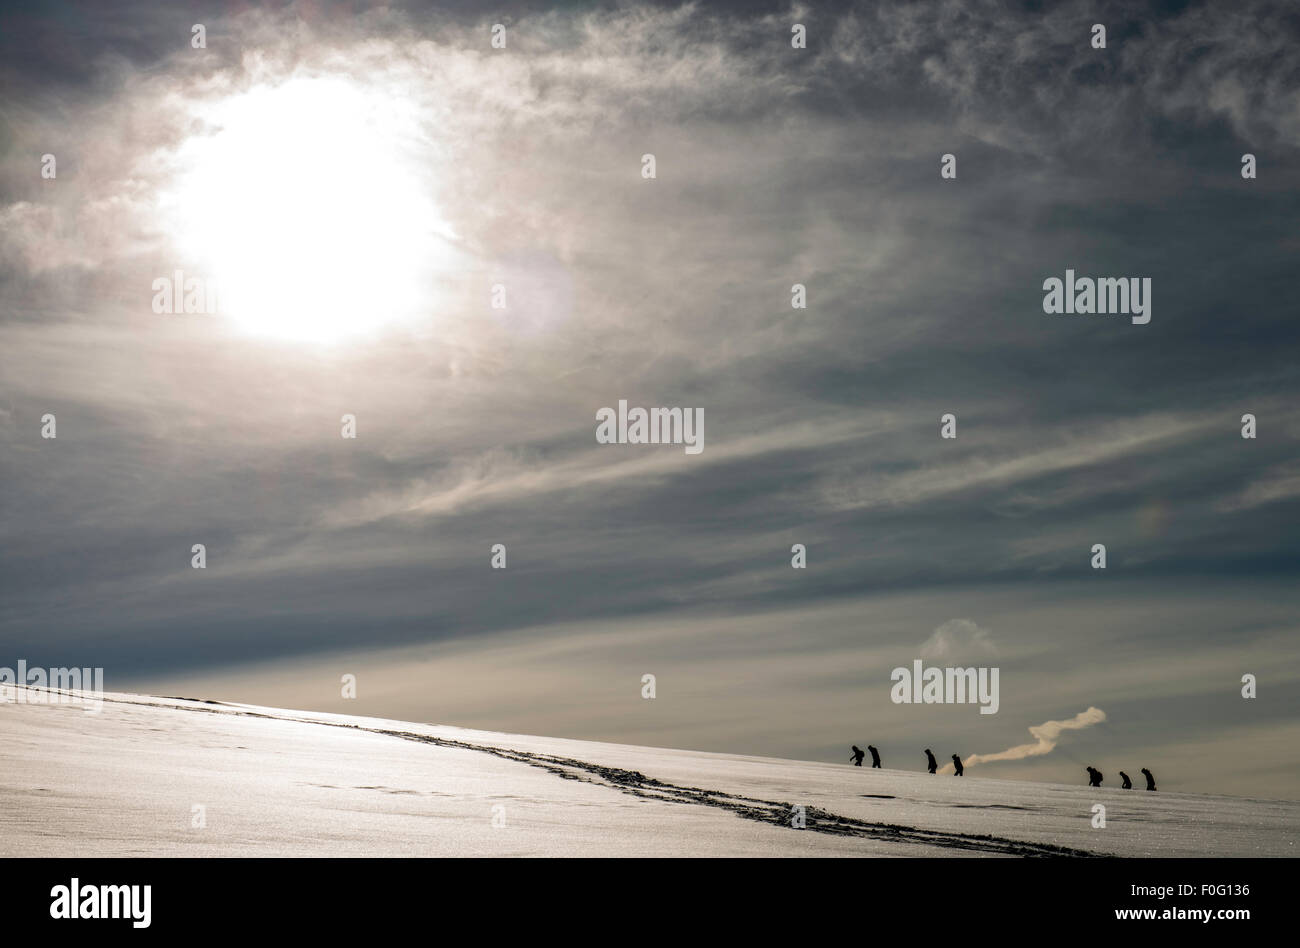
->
925;749;938;774
850;745;865;767
951;754;964;776
868;745;881;768
1086;766;1103;787
1120;771;1132;789
1142;768;1157;791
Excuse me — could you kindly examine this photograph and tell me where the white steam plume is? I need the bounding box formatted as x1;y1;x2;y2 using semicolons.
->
944;707;1107;772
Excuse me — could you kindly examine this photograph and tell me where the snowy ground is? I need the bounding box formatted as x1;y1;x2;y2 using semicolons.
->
2;688;1295;857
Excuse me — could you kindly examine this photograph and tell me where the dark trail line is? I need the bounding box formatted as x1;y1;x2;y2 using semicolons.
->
53;690;1105;857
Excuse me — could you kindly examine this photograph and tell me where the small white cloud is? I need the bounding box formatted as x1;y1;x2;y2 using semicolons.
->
919;618;996;659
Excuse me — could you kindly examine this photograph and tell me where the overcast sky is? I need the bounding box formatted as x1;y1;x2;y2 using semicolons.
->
2;0;1298;799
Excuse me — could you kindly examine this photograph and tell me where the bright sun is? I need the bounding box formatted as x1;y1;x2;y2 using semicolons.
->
163;76;451;344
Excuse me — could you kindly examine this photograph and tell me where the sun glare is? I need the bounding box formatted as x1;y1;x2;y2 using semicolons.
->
163;76;452;344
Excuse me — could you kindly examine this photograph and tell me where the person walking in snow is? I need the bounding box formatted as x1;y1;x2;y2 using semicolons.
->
868;745;881;768
850;745;865;767
1142;768;1157;791
951;754;964;776
1087;766;1103;788
1119;771;1132;789
925;748;938;774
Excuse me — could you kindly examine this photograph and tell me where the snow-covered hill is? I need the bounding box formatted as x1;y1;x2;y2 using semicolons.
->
2;689;1294;857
